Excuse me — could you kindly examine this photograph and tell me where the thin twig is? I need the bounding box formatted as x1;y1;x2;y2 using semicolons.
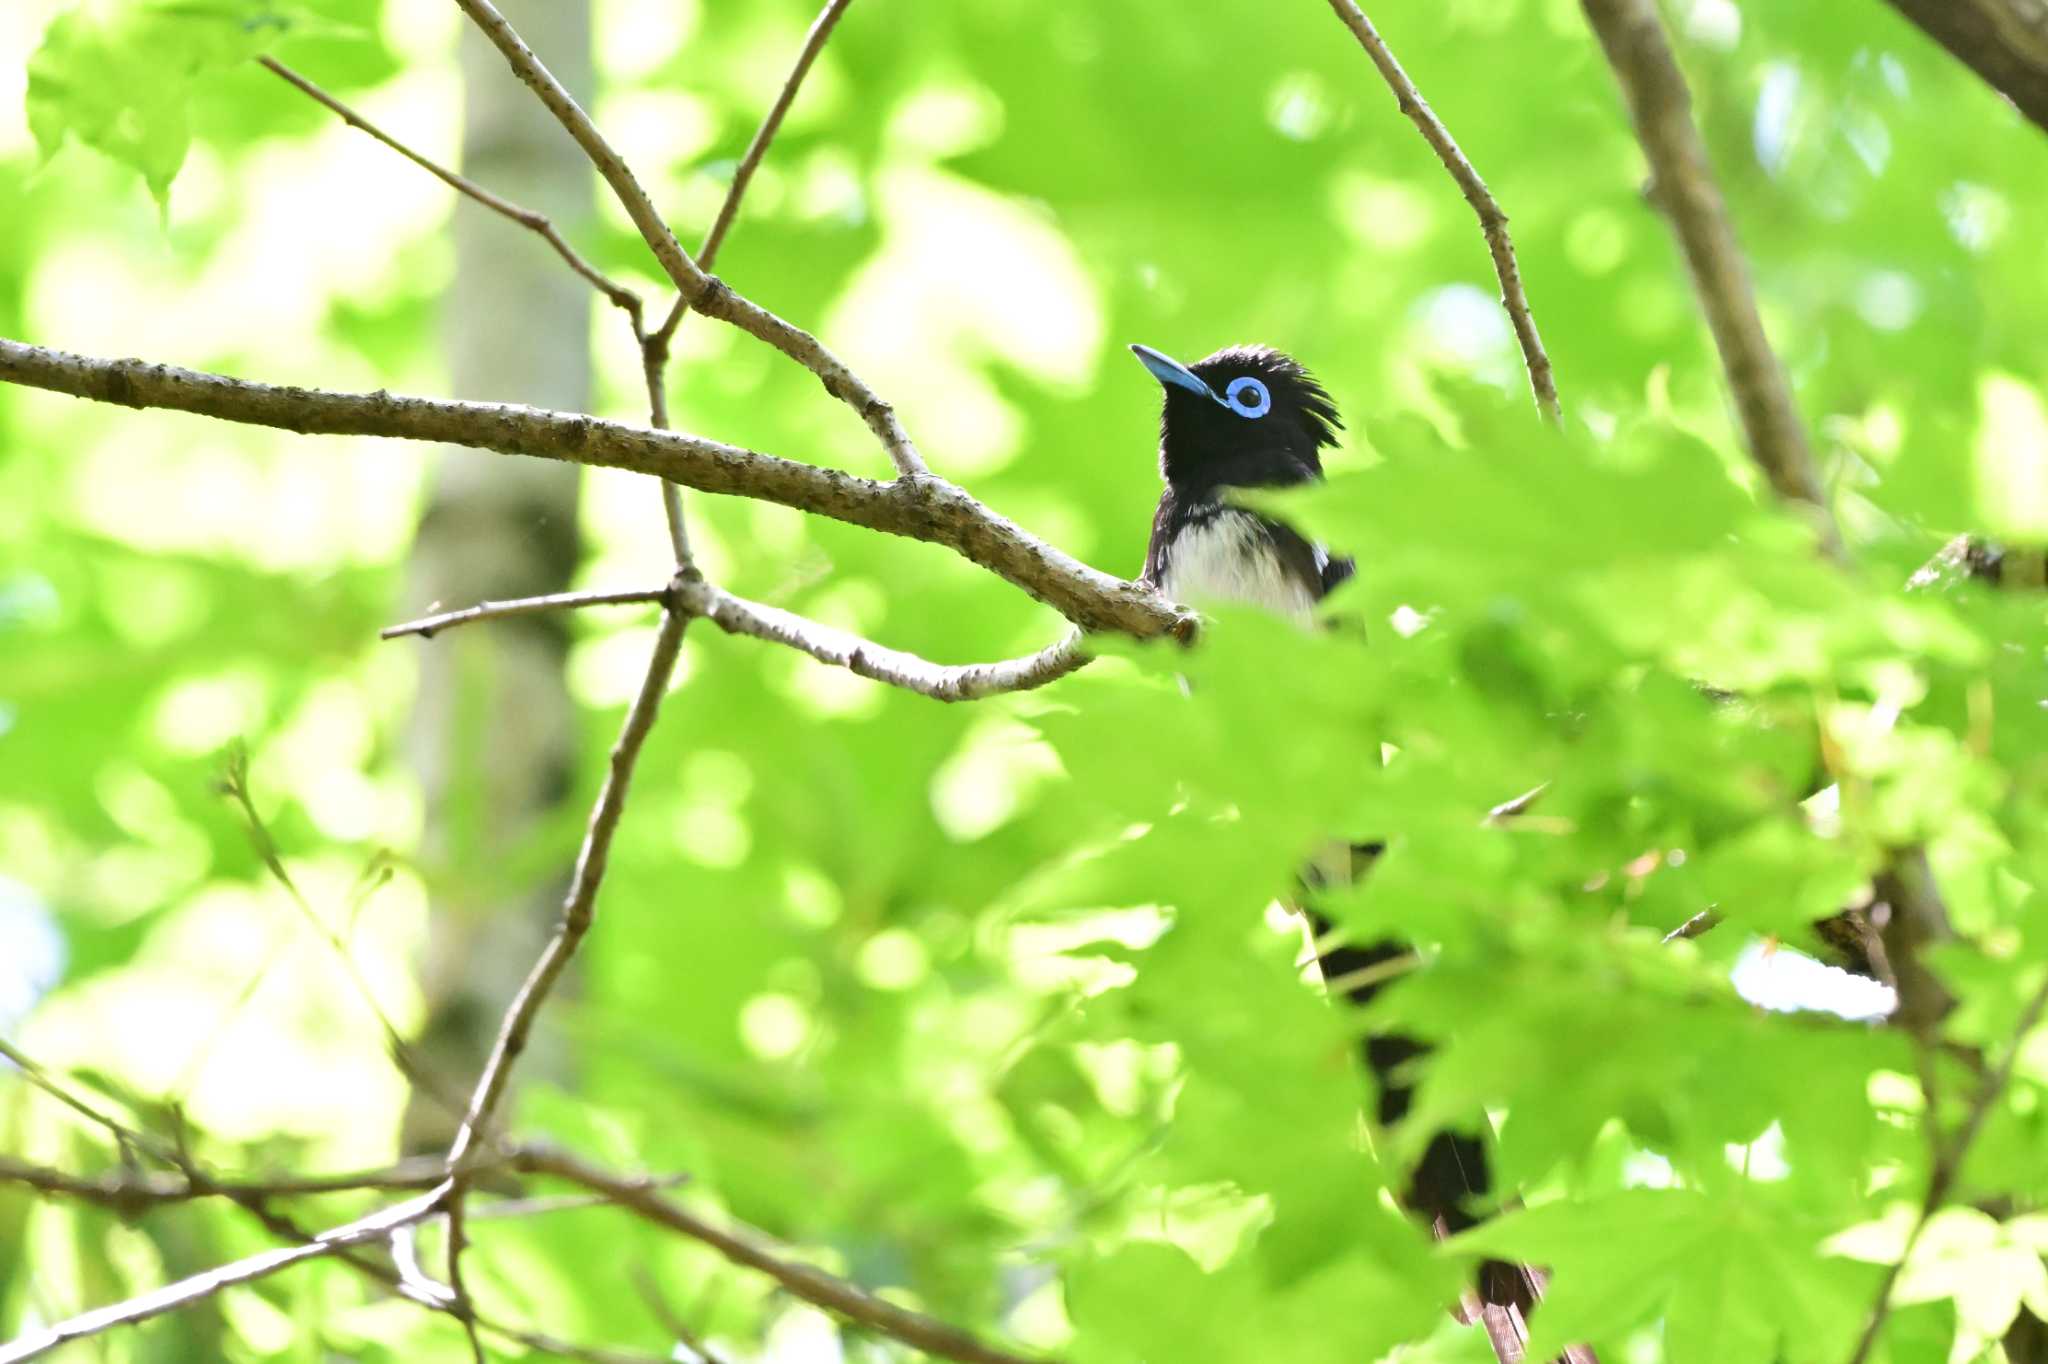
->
0;1038;170;1166
381;575;1086;700
1578;0;1843;561
677;576;1088;702
0;1153;457;1212
258;57;641;324
1322;0;1560;425
0;1188;448;1364
657;0;855;345
217;746;472;1125
451;0;928;477
444;1194;489;1364
436;596;695;1310
513;1147;1053;1364
630;1265;735;1364
1661;909;1720;943
642;0;859;558
0;338;1174;637
1845;969;2048;1364
383;587;669;640
1320;953;1421;997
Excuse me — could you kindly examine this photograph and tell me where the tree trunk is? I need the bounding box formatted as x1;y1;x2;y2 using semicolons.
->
398;0;593;1155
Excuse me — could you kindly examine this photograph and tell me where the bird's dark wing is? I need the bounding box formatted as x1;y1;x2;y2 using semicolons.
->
1259;516;1329;603
1142;487;1184;588
1321;553;1356;596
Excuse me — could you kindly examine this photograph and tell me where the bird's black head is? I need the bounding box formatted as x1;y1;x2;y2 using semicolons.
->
1130;342;1341;495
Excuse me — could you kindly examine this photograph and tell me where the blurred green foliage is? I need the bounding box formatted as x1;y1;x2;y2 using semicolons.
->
5;0;2048;1361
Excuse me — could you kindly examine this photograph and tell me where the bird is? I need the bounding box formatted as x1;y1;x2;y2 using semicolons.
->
1129;341;1530;1316
1130;342;1353;616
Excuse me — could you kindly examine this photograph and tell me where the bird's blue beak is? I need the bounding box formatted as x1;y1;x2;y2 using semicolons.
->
1130;343;1221;403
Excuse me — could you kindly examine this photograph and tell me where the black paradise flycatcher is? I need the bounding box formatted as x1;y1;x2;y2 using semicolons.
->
1130;341;1533;1315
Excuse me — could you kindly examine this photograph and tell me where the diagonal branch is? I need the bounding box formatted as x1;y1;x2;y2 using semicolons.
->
258;56;643;324
1322;0;1561;425
0;338;1177;638
441;597;692;1172
1879;0;2048;139
0;1188;447;1364
449;0;927;478
643;0;857;557
513;1147;1052;1364
654;0;856;344
1578;0;1844;561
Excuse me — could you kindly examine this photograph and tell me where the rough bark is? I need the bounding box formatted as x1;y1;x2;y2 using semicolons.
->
1882;0;2048;138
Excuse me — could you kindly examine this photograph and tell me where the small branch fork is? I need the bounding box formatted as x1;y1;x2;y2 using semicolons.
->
452;0;927;479
1322;0;1562;425
258;57;643;323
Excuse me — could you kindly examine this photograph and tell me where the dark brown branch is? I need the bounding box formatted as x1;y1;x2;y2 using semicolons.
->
1323;0;1561;425
512;1147;1052;1364
0;338;1178;638
1880;0;2048;139
450;0;927;477
258;57;642;323
1579;0;1845;562
382;587;669;639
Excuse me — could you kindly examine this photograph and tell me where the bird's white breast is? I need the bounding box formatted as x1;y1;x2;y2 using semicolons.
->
1160;509;1319;619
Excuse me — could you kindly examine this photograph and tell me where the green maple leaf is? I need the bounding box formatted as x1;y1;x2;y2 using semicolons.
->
27;1;354;208
1456;1188;1881;1364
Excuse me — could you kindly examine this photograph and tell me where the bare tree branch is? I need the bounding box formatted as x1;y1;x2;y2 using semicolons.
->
449;0;928;478
677;576;1088;702
657;0;856;344
382;587;669;640
0;1038;175;1167
643;0;856;559
1579;0;1845;562
0;1153;456;1212
443;1192;489;1364
0;1188;447;1364
512;1147;1053;1364
1322;0;1561;425
0;1161;666;1364
258;56;643;324
440;599;691;1172
383;577;1087;700
0;338;1178;638
1880;0;2048;139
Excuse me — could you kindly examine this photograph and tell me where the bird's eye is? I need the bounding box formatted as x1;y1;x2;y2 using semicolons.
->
1225;376;1270;418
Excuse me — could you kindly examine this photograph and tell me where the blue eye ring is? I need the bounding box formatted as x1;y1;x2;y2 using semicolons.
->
1225;375;1270;418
